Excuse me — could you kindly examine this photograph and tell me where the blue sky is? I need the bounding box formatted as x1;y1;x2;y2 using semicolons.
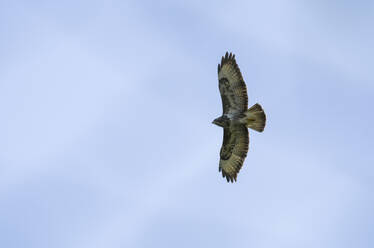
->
1;1;373;247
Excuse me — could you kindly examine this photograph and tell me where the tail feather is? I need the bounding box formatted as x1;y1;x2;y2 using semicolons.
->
242;103;266;132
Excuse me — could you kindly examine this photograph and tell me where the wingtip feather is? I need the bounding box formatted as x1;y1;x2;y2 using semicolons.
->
220;169;239;183
218;51;239;75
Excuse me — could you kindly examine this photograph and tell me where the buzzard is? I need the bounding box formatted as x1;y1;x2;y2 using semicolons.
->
212;52;266;183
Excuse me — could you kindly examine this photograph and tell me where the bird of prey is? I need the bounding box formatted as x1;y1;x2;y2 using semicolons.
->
212;52;266;183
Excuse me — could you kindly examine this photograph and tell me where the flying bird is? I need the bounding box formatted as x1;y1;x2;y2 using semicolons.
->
212;52;266;183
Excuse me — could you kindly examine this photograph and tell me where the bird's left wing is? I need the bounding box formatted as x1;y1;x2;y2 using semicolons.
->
219;124;249;182
218;52;248;115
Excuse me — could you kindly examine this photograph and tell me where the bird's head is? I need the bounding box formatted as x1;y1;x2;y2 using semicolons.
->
212;116;228;127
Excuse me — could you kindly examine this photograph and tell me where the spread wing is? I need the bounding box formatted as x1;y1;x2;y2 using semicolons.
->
219;124;249;182
218;52;248;115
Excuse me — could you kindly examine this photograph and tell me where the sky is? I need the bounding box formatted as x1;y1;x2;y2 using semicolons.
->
1;1;374;247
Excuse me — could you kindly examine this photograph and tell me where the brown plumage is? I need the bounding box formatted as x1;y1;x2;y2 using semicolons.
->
213;52;266;183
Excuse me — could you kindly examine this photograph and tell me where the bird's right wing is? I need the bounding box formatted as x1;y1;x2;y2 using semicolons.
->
219;124;249;182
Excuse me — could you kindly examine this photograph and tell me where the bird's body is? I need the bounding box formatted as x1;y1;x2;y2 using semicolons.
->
213;52;266;183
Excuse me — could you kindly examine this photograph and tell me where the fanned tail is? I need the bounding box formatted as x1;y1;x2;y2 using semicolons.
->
241;103;266;132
